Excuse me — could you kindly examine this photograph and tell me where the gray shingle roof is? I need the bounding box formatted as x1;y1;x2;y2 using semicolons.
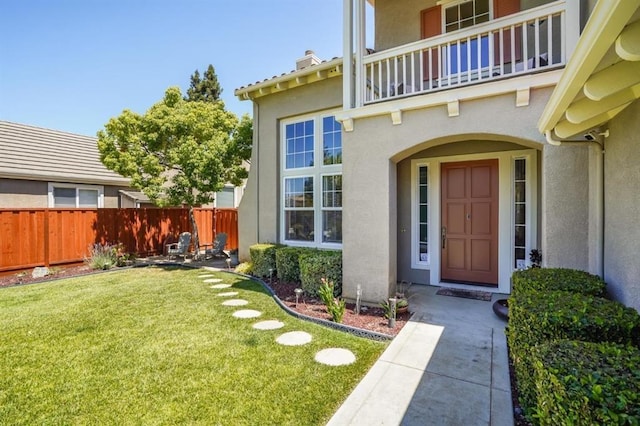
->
0;120;130;185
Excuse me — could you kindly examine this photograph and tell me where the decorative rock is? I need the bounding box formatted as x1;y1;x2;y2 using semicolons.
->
276;331;313;346
210;284;232;289
253;320;285;330
222;299;248;306
198;274;215;278
314;348;356;366
32;267;49;278
216;291;239;297
232;309;262;319
203;278;223;283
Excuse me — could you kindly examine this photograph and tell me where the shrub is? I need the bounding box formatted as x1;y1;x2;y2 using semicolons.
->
532;340;640;425
85;243;119;270
234;262;254;275
512;268;606;298
249;243;283;278
299;250;342;297
318;278;346;323
508;290;640;414
275;247;309;283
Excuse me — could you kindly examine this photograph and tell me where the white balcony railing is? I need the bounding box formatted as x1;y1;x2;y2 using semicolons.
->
362;1;566;104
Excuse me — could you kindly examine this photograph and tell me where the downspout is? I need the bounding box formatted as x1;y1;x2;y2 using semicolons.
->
254;101;260;244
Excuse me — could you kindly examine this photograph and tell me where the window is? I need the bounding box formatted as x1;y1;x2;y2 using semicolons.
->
514;158;526;268
285;120;314;169
216;186;236;208
442;0;491;76
412;162;430;268
322;175;342;243
323;116;342;165
48;183;103;208
282;114;342;246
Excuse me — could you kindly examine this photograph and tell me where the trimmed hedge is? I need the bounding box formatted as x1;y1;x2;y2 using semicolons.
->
249;243;283;278
508;290;640;414
532;340;640;425
512;267;606;298
299;250;342;297
275;247;309;283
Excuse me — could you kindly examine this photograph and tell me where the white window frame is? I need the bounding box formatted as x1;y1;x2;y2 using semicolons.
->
281;110;342;248
47;182;104;208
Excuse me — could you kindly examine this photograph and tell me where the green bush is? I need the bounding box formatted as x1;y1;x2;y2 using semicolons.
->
234;261;254;275
508;290;640;414
512;267;606;298
249;244;283;278
532;340;640;425
299;250;342;297
275;247;310;283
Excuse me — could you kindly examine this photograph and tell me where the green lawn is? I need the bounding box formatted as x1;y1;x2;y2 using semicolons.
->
0;267;386;425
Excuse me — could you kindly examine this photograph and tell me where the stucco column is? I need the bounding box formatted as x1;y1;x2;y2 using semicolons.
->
342;133;397;304
540;143;590;271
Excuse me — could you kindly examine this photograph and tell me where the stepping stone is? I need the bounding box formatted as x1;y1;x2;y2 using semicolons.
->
222;299;248;306
210;284;232;289
233;309;262;319
198;274;215;278
217;291;239;297
276;331;313;346
203;278;223;283
314;348;356;366
253;320;285;330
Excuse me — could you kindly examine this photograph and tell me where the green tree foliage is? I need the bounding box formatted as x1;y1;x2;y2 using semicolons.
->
186;64;222;103
97;86;248;251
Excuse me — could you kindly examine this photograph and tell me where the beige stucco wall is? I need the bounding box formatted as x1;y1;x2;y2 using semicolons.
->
0;178;125;208
604;100;640;312
540;144;590;270
343;87;553;303
237;78;343;261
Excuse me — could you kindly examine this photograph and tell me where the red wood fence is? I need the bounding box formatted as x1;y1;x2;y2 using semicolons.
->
0;208;238;273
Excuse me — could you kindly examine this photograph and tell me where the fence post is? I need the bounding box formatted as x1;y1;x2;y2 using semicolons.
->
44;209;50;267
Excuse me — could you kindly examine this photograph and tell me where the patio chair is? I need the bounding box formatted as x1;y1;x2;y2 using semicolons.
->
199;233;228;259
166;232;192;260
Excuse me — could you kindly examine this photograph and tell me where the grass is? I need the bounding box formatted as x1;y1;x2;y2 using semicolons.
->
0;266;387;425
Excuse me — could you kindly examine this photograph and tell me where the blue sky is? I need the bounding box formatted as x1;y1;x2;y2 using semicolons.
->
0;0;347;136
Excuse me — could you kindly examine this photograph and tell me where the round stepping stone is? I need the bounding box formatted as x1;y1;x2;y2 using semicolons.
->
233;309;262;319
276;331;313;346
217;291;239;297
222;299;248;306
253;320;285;330
210;284;232;289
198;274;215;278
203;278;223;283
314;348;357;366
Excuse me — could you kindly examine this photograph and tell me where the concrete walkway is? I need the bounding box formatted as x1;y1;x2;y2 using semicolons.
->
328;285;513;426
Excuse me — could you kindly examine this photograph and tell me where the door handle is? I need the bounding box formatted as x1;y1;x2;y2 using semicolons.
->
441;226;447;249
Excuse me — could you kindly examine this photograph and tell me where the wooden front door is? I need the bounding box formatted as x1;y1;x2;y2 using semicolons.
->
441;160;499;286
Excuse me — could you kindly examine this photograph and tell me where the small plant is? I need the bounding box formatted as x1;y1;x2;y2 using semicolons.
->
317;278;346;323
234;261;254;275
15;271;27;284
529;249;542;268
380;298;409;319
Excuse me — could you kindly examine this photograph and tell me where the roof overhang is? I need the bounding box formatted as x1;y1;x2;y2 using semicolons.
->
234;57;343;101
538;0;640;140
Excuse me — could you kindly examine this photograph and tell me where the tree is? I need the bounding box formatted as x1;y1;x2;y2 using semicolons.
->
186;64;222;103
97;86;248;253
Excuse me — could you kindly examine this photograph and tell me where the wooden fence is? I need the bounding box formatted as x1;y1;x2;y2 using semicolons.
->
0;208;238;273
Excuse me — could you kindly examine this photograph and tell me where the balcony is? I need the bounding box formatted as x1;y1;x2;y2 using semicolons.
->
358;2;567;105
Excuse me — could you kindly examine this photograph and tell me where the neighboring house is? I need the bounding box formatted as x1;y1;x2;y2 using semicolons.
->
0;120;132;208
235;0;640;311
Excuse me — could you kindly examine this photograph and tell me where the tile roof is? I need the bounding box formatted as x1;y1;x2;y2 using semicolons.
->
0;120;130;185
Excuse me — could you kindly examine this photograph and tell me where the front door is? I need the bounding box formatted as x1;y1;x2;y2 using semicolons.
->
441;159;498;286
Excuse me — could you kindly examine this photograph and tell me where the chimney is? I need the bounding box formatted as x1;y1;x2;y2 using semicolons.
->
296;50;321;70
